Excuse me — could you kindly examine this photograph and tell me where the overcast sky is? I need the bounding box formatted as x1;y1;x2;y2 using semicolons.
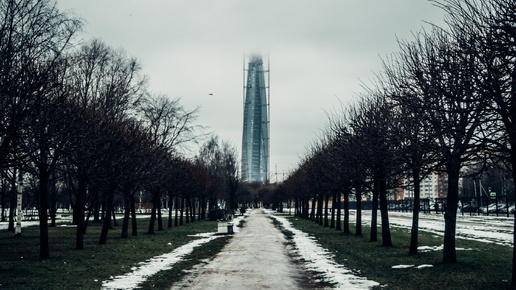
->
57;0;446;182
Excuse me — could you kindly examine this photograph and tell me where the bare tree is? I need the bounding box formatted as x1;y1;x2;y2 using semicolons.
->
381;50;440;255
0;0;81;259
140;94;202;154
64;39;146;249
348;94;402;246
396;26;491;263
196;136;240;216
432;0;516;281
0;0;81;171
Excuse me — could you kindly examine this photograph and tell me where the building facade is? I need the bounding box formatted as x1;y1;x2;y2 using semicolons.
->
403;171;454;200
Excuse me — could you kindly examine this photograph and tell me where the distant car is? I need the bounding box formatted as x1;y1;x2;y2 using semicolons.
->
495;204;507;213
462;204;478;212
481;203;505;214
480;203;497;214
499;204;514;213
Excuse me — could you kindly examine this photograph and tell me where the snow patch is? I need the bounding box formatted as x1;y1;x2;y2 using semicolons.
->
101;233;221;289
392;264;434;269
418;244;474;252
272;212;380;289
102;215;246;289
356;210;514;247
392;265;414;269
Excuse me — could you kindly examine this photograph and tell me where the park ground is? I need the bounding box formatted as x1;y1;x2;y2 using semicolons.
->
0;209;513;289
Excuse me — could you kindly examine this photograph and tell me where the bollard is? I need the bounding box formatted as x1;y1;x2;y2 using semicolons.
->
227;223;234;234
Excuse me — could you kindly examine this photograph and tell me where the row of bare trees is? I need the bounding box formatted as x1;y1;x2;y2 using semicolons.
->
0;0;242;260
276;0;516;286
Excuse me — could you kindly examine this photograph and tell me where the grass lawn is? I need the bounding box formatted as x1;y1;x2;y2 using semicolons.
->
2;212;511;289
0;217;229;289
279;213;512;289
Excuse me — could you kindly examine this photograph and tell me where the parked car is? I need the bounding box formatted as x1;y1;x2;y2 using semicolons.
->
481;203;506;214
462;204;478;212
499;204;514;213
495;204;507;213
480;203;497;214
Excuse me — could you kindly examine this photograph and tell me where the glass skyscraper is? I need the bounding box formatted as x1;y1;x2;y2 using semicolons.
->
241;55;269;184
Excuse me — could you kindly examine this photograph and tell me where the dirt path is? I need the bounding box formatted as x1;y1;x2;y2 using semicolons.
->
171;209;312;289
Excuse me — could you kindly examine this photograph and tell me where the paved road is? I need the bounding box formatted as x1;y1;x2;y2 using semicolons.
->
171;209;314;289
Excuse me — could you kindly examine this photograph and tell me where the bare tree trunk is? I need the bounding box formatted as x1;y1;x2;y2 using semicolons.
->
174;195;179;227
189;197;195;223
443;161;460;263
310;194;316;221
304;199;310;219
180;197;184;225
370;178;379;242
355;185;362;237
168;193;173;228
112;206;118;227
8;168;16;232
148;192;158;234
324;194;329;227
316;194;324;226
84;208;92;234
15;171;23;237
92;189;100;223
1;180;6;222
336;192;342;231
409;167;421;255
157;195;163;231
121;190;131;238
49;173;57;227
130;192;137;236
510;132;516;287
75;175;87;250
343;191;350;234
101;193;107;221
201;197;206;220
330;191;336;229
38;169;50;259
99;185;116;244
185;197;190;224
379;173;392;247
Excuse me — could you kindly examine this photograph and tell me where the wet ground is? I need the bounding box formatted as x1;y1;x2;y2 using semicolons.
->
171;209;319;289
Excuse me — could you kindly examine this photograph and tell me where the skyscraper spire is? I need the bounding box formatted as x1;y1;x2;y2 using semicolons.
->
242;55;270;184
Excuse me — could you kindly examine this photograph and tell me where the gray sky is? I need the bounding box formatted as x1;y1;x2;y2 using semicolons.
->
57;0;446;182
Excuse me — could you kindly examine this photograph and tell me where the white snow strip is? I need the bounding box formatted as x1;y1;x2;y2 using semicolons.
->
391;264;434;269
418;245;442;252
392;265;414;269
272;213;380;289
418;244;474;252
0;220;39;230
101;232;221;289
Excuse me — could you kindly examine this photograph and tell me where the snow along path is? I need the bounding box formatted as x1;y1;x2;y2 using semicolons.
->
171;209;379;289
101;215;245;289
171;209;310;289
101;233;222;289
272;212;380;289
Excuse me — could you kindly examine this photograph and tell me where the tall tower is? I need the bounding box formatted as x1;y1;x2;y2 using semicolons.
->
241;55;270;184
